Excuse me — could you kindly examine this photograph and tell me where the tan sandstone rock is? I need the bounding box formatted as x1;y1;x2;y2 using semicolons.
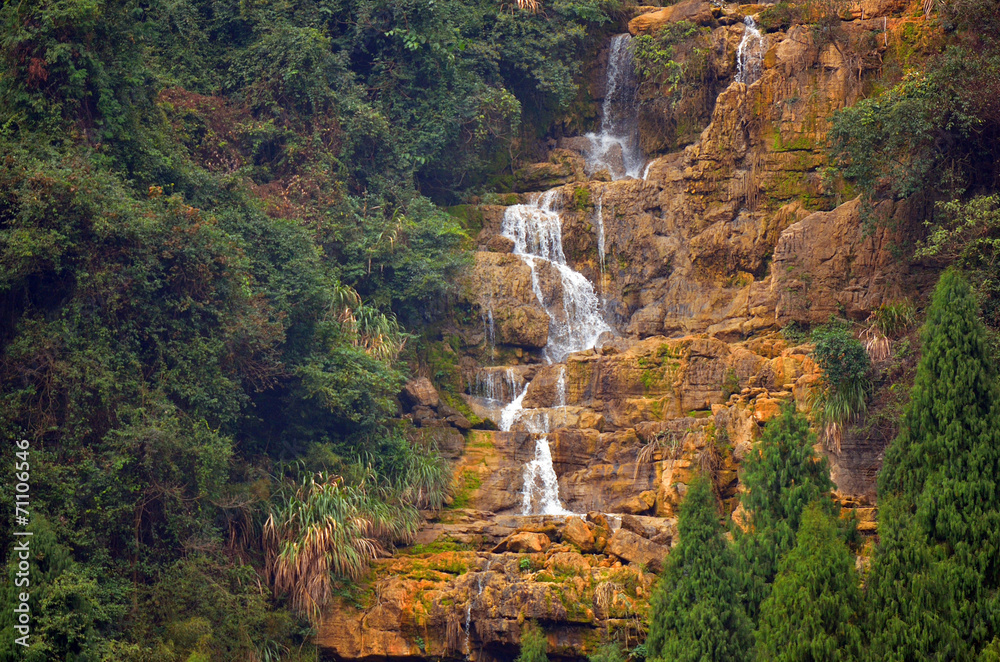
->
629;0;715;35
606;529;669;572
563;517;597;553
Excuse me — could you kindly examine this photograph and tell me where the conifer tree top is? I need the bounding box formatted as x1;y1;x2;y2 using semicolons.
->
878;268;1000;501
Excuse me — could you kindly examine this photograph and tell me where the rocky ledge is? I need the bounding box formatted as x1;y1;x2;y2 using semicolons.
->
316;513;667;661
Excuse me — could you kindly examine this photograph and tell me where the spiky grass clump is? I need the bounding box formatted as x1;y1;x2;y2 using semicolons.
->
811;323;872;452
399;444;451;510
814;379;869;453
328;283;407;361
264;472;420;623
861;300;916;361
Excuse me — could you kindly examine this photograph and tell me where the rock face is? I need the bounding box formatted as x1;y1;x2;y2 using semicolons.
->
317;3;935;659
628;1;716;35
316;549;655;661
606;529;669;572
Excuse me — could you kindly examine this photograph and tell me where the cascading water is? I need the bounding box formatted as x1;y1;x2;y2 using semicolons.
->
595;193;606;276
463;558;494;657
585;34;643;180
555;367;567;428
494;367;572;515
499;384;529;433
482;296;496;359
502;191;612;364
474;367;523;404
521;433;572;516
735;16;765;85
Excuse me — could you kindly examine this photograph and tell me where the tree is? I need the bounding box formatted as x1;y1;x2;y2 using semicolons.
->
734;403;835;622
646;475;752;662
517;621;549;662
867;269;1000;660
755;503;863;662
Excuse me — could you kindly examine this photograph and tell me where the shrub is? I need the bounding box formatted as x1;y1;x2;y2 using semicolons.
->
516;622;549;662
811;323;871;451
647;476;752;662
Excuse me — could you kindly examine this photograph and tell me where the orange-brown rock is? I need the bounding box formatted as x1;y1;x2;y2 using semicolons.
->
628;0;715;35
496;531;551;553
606;529;669;572
511;148;587;193
315;551;654;660
563;516;597;553
402;377;439;409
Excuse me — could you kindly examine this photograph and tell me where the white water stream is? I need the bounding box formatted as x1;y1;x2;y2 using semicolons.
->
595;193;606;276
735;16;765;85
584;34;643;179
490;366;572;516
502;191;611;364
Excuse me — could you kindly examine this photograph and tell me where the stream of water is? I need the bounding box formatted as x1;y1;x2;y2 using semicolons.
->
584;34;643;179
502;191;611;364
736;16;765;85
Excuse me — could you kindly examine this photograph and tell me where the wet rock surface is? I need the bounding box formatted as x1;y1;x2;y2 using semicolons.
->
317;4;930;658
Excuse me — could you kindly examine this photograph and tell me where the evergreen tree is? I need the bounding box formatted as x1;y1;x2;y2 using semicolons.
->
646;475;752;662
755;503;863;662
517;622;549;662
735;403;835;621
867;269;1000;660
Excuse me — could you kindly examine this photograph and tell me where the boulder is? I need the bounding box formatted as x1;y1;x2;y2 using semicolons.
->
446;414;472;430
628;0;714;35
606;529;669;572
511;149;586;193
494;531;551;554
401;377;439;409
563;517;597;553
487;235;516;253
411;405;437;421
613;490;657;515
586;512;611;531
619;514;649;539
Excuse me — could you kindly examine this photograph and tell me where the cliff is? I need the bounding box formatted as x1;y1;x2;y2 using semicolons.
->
315;2;932;658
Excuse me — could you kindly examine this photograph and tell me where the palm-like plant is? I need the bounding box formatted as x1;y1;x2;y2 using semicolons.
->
328;282;407;361
263;471;420;622
860;300;916;362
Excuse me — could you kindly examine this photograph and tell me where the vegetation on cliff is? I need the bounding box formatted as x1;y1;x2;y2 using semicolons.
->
0;0;620;658
646;475;752;662
867;269;1000;660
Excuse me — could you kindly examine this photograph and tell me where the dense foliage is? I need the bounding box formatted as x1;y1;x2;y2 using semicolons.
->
755;504;863;662
867;269;1000;660
734;403;836;623
0;0;620;657
646;475;753;662
830;0;1000;207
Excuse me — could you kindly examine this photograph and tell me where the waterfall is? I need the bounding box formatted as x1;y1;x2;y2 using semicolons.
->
463;558;494;657
555;366;567;427
521;436;572;516
499;384;529;432
584;34;643;180
735;16;765;85
502;192;612;364
595;193;606;276
474;367;523;404
482;297;496;359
